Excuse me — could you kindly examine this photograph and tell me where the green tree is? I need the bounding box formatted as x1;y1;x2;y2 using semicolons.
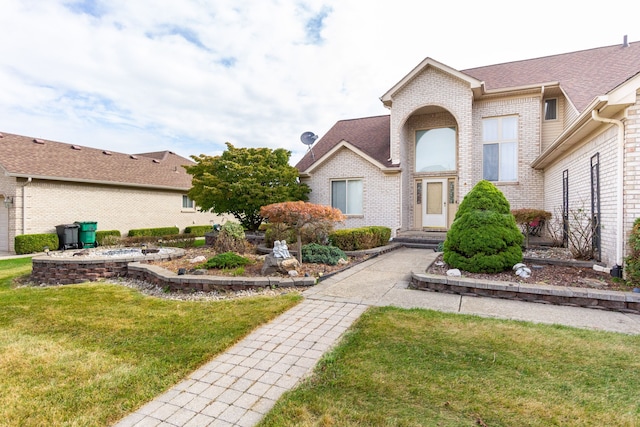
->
443;180;523;273
185;143;310;231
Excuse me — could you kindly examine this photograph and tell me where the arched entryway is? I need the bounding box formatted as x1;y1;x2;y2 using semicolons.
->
404;106;459;230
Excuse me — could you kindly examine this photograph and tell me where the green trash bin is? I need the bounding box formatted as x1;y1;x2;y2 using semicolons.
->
75;221;97;248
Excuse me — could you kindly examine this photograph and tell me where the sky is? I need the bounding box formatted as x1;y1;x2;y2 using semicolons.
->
0;1;638;166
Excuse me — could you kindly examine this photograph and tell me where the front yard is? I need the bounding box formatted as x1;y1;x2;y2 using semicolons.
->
0;258;300;426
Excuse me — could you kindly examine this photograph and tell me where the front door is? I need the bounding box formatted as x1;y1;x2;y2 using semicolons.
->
422;178;447;228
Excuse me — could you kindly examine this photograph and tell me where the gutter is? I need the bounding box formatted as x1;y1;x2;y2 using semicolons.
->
591;110;625;271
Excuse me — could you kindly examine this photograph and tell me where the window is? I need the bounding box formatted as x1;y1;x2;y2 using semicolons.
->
482;116;518;181
415;127;456;172
331;179;362;215
182;195;194;209
544;99;557;120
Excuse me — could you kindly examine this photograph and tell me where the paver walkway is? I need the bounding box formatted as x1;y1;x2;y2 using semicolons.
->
114;247;640;426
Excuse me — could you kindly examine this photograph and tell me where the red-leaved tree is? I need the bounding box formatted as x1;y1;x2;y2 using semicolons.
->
260;201;345;263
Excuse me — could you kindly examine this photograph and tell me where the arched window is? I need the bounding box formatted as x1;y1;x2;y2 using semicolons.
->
415;127;456;172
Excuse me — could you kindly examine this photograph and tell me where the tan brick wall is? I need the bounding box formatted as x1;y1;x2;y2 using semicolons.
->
2;178;225;251
472;96;545;209
301;147;401;234
389;67;474;229
543;126;618;265
389;66;544;229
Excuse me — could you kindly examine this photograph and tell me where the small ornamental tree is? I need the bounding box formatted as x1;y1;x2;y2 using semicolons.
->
260;201;345;264
443;180;523;273
185;143;310;231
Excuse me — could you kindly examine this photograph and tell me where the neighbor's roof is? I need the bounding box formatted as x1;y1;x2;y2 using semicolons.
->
0;132;194;190
462;40;640;113
296;115;391;172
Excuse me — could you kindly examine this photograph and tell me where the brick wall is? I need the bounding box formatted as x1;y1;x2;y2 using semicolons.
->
302;147;401;234
22;179;225;236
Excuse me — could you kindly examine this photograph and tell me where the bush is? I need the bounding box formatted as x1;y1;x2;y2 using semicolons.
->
184;225;213;237
443;180;523;273
511;208;552;238
214;222;247;253
121;234;196;248
96;230;121;246
301;243;347;265
329;226;391;251
128;226;179;237
625;217;640;286
15;233;59;254
200;252;252;269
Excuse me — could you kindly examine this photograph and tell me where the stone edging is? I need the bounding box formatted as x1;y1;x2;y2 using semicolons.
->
126;262;316;292
410;271;640;314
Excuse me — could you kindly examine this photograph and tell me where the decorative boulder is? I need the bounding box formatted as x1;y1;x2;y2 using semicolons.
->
261;254;300;275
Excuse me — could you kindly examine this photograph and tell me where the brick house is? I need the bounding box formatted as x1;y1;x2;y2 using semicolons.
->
297;39;640;271
0;132;224;253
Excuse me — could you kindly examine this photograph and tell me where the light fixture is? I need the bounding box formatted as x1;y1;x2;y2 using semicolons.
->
43;246;50;256
3;196;12;208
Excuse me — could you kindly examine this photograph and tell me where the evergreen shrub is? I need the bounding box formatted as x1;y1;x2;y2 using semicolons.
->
301;243;347;265
443;180;523;273
128;226;179;237
15;233;59;254
184;225;213;236
201;252;252;269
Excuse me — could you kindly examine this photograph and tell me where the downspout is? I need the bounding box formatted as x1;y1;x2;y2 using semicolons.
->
22;177;32;235
591;110;624;271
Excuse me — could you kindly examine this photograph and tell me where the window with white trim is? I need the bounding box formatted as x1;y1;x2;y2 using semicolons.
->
182;195;194;209
544;98;557;121
331;179;363;215
482;116;518;182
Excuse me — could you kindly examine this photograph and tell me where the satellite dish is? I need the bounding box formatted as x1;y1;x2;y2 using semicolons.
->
300;131;318;146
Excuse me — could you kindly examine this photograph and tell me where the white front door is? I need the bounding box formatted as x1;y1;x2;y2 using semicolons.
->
422;178;447;228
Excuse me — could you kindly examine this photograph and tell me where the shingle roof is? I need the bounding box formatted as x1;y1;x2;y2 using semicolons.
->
296;115;391;172
463;40;640;112
0;132;194;190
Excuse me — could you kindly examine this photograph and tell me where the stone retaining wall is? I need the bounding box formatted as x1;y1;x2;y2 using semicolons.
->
30;249;186;285
411;272;640;314
127;262;315;292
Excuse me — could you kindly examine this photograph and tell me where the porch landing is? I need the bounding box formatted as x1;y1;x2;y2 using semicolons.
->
394;230;554;250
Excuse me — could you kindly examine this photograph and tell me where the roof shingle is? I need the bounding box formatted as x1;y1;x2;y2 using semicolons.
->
296;115;391;172
0;132;194;190
463;40;640;112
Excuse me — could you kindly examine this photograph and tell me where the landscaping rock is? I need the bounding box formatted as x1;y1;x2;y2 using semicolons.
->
261;254;300;275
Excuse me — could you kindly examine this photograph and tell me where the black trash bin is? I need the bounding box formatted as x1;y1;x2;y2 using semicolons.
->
56;224;79;250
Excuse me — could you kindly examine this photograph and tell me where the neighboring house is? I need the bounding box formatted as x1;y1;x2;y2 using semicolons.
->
297;38;640;271
0;132;224;253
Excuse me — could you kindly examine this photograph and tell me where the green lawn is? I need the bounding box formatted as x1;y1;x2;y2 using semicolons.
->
260;307;640;427
0;257;301;426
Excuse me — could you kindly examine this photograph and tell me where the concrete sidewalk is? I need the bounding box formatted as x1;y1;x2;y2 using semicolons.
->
114;247;640;426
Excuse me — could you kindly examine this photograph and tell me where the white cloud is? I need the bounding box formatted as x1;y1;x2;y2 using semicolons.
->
0;0;638;165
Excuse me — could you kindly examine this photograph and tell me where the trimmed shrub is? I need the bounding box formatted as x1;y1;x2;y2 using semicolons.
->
443;180;523;273
184;225;213;236
15;233;59;254
625;217;640;285
301;243;347;265
128;226;179;237
200;252;252;269
329;226;391;251
96;230;121;246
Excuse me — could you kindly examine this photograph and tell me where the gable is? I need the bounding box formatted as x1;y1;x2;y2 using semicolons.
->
0;132;194;190
296;115;395;173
